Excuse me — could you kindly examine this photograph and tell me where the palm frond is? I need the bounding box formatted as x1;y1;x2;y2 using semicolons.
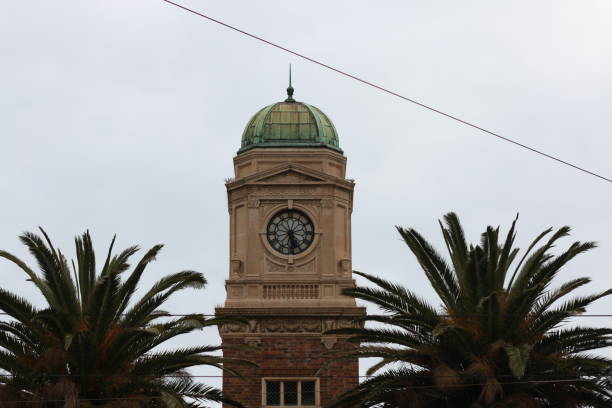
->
332;213;611;407
397;227;460;311
0;230;247;407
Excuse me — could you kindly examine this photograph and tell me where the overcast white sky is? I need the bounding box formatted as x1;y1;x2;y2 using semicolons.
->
1;0;611;401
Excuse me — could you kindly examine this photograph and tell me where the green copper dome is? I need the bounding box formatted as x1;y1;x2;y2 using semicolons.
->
238;86;341;154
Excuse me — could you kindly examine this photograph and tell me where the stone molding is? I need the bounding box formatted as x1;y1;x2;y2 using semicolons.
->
216;306;365;316
232;149;348;180
227;162;354;192
257;170;324;184
219;316;360;336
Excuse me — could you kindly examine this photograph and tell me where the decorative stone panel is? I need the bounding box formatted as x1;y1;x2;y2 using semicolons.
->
219;316;360;335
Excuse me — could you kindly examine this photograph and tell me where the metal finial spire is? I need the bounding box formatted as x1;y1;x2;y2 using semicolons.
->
285;64;295;102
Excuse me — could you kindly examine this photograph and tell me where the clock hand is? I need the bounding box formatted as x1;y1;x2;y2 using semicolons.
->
287;230;297;250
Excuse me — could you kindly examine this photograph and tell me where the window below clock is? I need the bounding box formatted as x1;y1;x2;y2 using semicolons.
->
263;378;318;407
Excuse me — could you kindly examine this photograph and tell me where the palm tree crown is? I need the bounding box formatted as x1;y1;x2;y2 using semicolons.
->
327;213;612;408
0;229;250;407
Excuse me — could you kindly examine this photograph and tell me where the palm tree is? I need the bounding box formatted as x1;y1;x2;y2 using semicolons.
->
0;229;251;407
327;213;612;408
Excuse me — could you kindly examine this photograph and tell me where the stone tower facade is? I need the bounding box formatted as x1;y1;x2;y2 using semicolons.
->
216;85;365;408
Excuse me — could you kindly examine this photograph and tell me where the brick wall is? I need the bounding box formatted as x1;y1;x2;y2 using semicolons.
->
222;336;358;407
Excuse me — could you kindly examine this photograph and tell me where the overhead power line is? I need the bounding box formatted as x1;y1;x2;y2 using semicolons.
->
0;396;162;404
0;373;608;380
161;0;612;184
1;312;610;317
0;378;606;404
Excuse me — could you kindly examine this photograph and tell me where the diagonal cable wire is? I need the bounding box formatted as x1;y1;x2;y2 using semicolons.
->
0;373;607;379
0;312;610;317
161;0;612;184
0;378;604;404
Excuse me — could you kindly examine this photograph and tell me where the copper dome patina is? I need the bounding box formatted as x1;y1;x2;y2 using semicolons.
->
238;85;341;154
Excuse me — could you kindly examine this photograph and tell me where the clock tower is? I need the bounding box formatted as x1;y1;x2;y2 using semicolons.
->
216;82;365;408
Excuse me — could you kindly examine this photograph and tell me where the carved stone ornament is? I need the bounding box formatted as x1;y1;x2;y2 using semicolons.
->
248;319;259;332
247;199;260;208
320;198;334;208
321;336;338;350
283;320;301;332
230;259;242;277
301;319;321;332
263;318;321;333
220;317;357;335
338;258;351;276
221;322;248;334
264;320;283;333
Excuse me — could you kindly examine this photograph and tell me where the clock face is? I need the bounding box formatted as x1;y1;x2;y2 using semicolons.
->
267;209;314;255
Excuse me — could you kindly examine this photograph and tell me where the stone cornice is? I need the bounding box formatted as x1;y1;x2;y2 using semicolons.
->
224;278;357;284
215;306;366;317
234;147;346;163
226;162;354;191
215;310;366;337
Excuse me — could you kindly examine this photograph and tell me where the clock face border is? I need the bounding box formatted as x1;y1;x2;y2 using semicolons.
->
260;204;320;260
266;209;314;255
